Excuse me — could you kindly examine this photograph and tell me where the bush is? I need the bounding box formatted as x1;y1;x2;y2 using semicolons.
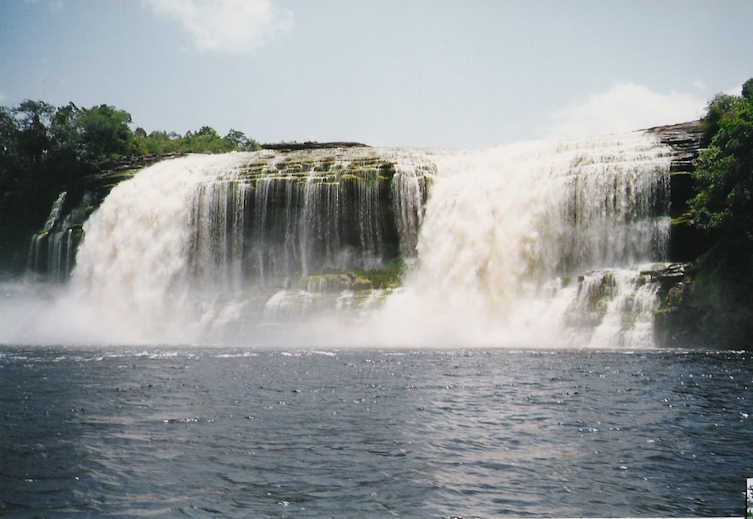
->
691;84;753;246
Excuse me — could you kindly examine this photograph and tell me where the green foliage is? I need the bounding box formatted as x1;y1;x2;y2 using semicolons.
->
14;100;54;168
76;104;134;166
224;129;261;151
355;258;406;289
742;78;753;101
181;125;232;153
14;99;55;129
0;98;261;185
129;126;259;155
691;86;753;245
700;93;739;145
0;106;21;182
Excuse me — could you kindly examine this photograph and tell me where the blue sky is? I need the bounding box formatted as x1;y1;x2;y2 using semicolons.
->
1;0;751;147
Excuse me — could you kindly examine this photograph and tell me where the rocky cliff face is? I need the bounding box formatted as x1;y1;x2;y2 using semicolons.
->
645;121;709;262
22;155;189;280
642;122;707;346
24;148;433;281
644;121;751;348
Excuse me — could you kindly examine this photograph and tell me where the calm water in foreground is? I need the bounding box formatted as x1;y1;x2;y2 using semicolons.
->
0;346;750;518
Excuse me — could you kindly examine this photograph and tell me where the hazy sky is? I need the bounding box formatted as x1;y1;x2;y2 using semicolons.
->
1;0;751;147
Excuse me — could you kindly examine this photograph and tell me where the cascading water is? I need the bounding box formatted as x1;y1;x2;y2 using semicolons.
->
27;191;78;282
61;149;430;344
9;132;675;347
376;132;673;347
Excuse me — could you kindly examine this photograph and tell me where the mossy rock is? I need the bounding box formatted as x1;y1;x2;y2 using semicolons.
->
620;296;637;331
298;272;375;292
351;276;373;291
355;258;406;289
300;273;352;292
669;215;710;262
564;271;618;328
577;271;616;309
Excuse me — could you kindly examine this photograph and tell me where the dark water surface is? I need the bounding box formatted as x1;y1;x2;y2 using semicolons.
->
0;346;750;518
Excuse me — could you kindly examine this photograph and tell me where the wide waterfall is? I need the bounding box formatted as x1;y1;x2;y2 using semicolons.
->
8;132;674;347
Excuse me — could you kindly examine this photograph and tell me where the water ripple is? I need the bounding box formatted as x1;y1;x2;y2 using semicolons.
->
0;347;750;517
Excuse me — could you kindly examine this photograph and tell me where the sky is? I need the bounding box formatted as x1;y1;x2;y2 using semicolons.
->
1;0;752;148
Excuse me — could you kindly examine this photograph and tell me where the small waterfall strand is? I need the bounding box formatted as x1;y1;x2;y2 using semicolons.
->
392;158;433;257
27;191;77;281
189;181;251;290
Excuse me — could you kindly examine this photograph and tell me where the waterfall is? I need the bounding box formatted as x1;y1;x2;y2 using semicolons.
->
15;132;673;347
66;150;430;343
27;191;79;282
375;132;673;347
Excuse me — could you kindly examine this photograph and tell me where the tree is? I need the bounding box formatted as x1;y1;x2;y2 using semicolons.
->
224;129;249;148
0;106;21;182
48;102;85;186
742;78;753;101
14;99;54;129
76;104;134;165
196;125;218;138
182;125;234;153
691;85;753;245
13;100;54;167
700;94;739;145
49;103;81;156
224;129;260;151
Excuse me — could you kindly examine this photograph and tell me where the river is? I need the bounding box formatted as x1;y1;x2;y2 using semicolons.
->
1;346;750;517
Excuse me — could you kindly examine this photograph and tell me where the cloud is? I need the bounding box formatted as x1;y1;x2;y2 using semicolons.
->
545;83;706;138
148;0;293;54
724;83;742;97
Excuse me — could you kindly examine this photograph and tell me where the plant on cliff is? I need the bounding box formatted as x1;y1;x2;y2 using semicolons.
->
692;83;753;250
686;79;753;345
742;78;753;102
699;93;739;146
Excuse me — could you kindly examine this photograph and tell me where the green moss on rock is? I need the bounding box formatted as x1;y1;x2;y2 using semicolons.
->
355;258;406;289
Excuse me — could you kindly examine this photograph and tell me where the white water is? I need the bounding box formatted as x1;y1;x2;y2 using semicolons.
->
2;133;674;347
27;191;76;282
58;154;251;343
373;133;672;347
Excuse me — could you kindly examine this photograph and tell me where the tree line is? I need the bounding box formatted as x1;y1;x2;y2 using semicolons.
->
0;99;259;187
